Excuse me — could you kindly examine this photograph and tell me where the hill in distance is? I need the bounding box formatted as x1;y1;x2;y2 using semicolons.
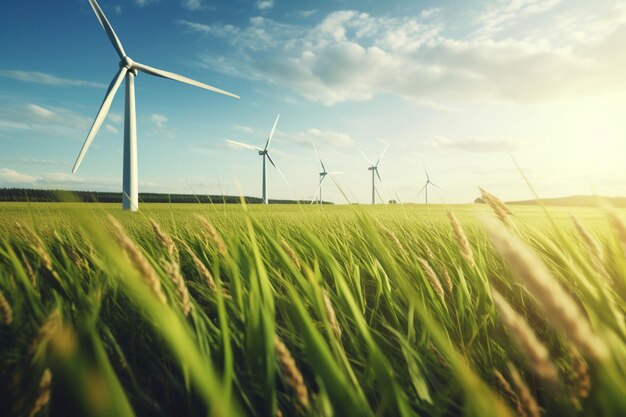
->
475;195;626;208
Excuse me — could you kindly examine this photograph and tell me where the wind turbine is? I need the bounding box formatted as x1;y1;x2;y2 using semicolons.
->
417;165;440;204
311;146;341;204
360;144;389;204
226;114;288;204
72;0;239;211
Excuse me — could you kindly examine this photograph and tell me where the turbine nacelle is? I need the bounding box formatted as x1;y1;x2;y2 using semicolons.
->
259;150;268;156
119;56;138;74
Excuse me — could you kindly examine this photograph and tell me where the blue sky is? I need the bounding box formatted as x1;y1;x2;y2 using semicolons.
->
1;0;626;203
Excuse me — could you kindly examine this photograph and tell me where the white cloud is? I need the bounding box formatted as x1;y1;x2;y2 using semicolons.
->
256;1;274;11
150;114;168;128
135;0;160;7
185;5;626;105
0;158;70;167
279;128;353;147
475;0;562;38
233;124;254;133
0;103;92;136
0;70;106;88
296;9;318;19
105;124;119;134
108;113;123;123
428;137;524;153
0;168;38;184
182;0;203;10
28;104;55;118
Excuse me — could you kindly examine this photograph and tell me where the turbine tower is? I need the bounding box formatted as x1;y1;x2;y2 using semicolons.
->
417;165;440;204
226;114;288;204
72;0;239;211
311;146;341;204
360;144;389;205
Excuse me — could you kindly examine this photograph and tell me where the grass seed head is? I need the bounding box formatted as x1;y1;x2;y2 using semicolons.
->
571;216;604;262
275;336;310;410
491;289;558;385
181;241;218;293
280;238;301;270
108;215;167;305
322;289;342;339
28;369;52;417
448;211;476;268
417;257;445;302
486;221;608;362
194;214;227;256
160;259;192;316
494;369;527;417
507;363;541;417
0;289;13;325
480;188;513;227
151;219;179;260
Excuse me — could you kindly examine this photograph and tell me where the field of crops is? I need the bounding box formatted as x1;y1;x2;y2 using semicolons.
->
1;199;625;417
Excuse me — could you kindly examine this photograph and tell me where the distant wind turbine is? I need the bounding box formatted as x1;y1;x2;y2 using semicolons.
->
360;144;389;205
226;114;288;204
72;0;239;211
311;145;341;204
417;165;440;204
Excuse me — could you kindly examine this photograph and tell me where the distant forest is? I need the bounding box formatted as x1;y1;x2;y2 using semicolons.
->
0;188;325;205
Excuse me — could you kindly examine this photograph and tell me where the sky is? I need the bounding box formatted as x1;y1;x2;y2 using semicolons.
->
1;0;625;204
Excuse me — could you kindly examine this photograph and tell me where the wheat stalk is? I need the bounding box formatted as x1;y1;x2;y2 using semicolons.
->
151;219;179;260
194;214;227;256
568;348;590;402
491;289;558;385
160;259;192;316
322;289;342;339
480;188;513;227
507;363;541;417
275;336;310;410
571;216;604;262
280;238;301;270
28;369;52;417
0;289;13;325
486;221;608;361
381;225;408;259
417;257;445;302
108;215;167;305
448;211;476;268
494;369;527;417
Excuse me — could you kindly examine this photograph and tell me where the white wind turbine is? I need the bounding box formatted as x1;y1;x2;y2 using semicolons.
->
359;144;389;205
226;114;288;204
417;165;440;204
72;0;239;211
311;145;341;205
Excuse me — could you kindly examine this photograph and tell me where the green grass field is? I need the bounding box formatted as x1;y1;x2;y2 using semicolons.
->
1;201;625;417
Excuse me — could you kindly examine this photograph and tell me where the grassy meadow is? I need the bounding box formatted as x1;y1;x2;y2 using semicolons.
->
1;199;626;417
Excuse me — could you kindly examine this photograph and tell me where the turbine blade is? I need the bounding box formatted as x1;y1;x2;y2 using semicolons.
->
88;0;126;59
226;139;263;151
375;169;382;182
358;147;373;166
312;141;326;171
264;114;280;150
416;183;427;197
424;164;430;181
311;175;326;204
134;62;240;99
73;67;127;173
266;153;289;185
375;143;389;167
430;181;441;189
